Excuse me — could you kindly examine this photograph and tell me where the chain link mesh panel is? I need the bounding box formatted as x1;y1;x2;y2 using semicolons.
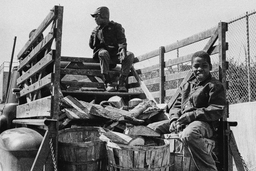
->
227;11;256;104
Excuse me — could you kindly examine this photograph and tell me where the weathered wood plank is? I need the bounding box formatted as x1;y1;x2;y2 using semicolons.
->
143;77;160;85
61;81;105;88
136;50;159;63
60;68;120;77
61;56;140;64
131;66;157;103
13;119;46;126
165;26;217;52
52;6;63;121
137;64;159;74
151;91;160;98
61;56;96;63
62;90;146;98
18;33;54;71
16;96;51;118
17;51;54;85
20;73;52;97
17;8;55;59
61;68;102;76
165;70;190;82
165;44;223;68
166;89;178;97
203;27;219;52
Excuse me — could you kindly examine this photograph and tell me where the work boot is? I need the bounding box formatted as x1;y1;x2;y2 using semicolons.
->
118;75;128;92
103;74;116;92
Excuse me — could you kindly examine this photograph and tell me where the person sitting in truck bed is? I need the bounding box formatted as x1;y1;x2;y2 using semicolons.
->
89;6;134;92
148;51;226;171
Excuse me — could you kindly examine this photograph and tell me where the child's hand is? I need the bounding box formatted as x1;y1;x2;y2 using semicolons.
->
119;49;127;62
177;111;195;125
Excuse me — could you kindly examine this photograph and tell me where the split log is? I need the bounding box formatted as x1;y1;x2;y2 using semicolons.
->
61;96;90;118
128;136;145;146
79;100;124;121
104;106;144;124
126;125;161;137
103;131;132;144
128;98;143;109
128;100;156;118
63;108;89;119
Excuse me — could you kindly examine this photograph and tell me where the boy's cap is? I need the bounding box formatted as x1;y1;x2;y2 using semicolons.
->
91;6;109;19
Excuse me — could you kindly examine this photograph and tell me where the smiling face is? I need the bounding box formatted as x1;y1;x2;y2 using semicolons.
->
192;56;212;82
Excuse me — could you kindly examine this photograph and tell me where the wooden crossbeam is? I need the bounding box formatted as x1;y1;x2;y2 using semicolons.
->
16;96;51;118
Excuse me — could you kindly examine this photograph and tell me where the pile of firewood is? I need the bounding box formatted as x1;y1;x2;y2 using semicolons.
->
58;95;167;131
99;125;166;147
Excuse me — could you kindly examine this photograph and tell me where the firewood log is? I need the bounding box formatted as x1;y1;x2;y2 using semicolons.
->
103;130;132;144
126;125;161;137
128;136;145;146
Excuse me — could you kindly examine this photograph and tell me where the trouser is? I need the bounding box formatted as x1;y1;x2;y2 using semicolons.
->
147;120;217;171
98;49;134;76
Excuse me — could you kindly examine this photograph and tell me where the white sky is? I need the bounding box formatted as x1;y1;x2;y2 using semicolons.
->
0;0;255;66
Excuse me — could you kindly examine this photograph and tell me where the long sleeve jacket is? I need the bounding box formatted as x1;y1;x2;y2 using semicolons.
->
89;21;127;60
168;74;226;130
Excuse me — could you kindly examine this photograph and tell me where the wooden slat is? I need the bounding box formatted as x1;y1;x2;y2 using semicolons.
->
13;119;46;126
17;8;55;59
143;77;160;85
16;96;51;118
165;70;190;82
52;5;63;121
165;26;217;52
203;27;219;52
60;68;120;77
166;89;178;97
151;91;160;99
136;49;159;63
61;56;96;63
62;90;146;98
130;66;157;103
20;73;52;97
138;64;159;75
61;68;102;76
165;45;221;67
61;81;105;89
17;51;54;85
18;33;54;71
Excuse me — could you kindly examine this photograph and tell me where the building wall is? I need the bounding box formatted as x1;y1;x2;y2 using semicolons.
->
229;101;256;170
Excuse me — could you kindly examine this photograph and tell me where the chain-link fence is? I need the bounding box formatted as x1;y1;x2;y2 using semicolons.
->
227;11;256;104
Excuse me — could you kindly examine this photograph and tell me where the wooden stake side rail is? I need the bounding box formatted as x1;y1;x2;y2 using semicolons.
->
14;6;64;171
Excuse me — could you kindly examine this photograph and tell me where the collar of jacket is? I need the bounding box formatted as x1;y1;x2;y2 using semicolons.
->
97;20;115;30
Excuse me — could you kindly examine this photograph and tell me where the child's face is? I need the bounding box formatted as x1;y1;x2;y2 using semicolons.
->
192;57;211;82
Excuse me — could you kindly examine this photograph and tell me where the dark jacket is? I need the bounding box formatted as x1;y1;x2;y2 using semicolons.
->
89;21;127;61
169;74;226;130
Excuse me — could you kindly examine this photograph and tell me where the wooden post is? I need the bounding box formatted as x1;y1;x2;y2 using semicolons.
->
52;5;63;170
159;46;165;103
218;22;229;171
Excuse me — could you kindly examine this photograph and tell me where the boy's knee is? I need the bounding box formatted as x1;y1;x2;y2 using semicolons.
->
181;126;200;144
98;49;110;58
125;52;134;63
